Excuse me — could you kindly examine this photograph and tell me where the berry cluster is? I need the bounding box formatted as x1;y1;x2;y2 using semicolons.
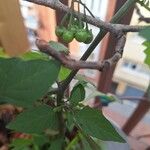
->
55;0;94;44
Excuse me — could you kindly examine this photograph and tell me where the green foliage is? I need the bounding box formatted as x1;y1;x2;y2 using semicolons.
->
139;27;150;41
75;74;117;105
80;137;93;150
143;41;150;66
0;1;131;148
74;106;126;142
10;138;32;150
0;47;9;58
55;0;94;44
139;27;150;66
58;66;71;81
21;51;49;60
48;41;69;54
32;134;49;147
81;133;102;150
65;134;81;150
66;112;74;131
10;135;50;150
137;0;150;11
69;83;86;106
0;57;60;107
48;137;64;150
75;74;96;88
7;105;59;134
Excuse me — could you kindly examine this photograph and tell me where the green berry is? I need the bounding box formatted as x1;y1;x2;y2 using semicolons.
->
55;26;65;37
74;19;84;29
84;30;93;44
70;25;77;34
62;30;74;43
75;29;88;42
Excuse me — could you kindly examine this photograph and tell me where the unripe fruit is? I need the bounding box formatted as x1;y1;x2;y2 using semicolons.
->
74;19;84;29
69;25;78;34
55;26;65;37
75;29;88;42
84;30;93;44
62;30;74;43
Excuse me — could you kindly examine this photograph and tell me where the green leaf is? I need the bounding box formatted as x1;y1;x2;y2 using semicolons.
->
0;48;9;58
49;41;69;54
75;74;96;88
21;51;49;60
48;137;64;150
7;105;59;134
66;134;80;150
139;27;150;41
74;106;126;143
33;134;49;146
58;66;71;81
142;41;150;66
145;57;150;66
82;139;94;150
69;83;85;106
0;58;60;107
77;132;102;150
10;138;32;150
137;0;150;11
66;112;74;131
143;41;150;48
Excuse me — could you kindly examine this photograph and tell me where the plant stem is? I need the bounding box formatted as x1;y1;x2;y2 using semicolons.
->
56;87;65;150
61;12;70;26
77;0;82;29
61;0;75;26
68;0;74;28
69;107;102;150
61;0;137;91
137;0;150;11
57;1;137;149
81;133;102;150
65;133;80;150
84;5;88;30
74;0;95;18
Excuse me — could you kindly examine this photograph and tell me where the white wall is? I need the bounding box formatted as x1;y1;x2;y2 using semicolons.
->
79;0;108;78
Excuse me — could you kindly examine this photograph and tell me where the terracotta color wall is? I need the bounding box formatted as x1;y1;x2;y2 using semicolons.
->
35;5;57;42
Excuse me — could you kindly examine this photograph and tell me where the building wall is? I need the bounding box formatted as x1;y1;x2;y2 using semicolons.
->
35;5;57;42
113;4;150;93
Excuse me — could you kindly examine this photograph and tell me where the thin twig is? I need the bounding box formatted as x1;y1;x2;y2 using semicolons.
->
36;36;126;71
137;0;150;11
135;5;150;23
24;0;147;34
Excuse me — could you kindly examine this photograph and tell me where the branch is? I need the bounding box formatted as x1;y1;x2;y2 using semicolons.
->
135;5;150;23
24;0;147;34
36;39;104;71
36;36;126;71
58;0;138;91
